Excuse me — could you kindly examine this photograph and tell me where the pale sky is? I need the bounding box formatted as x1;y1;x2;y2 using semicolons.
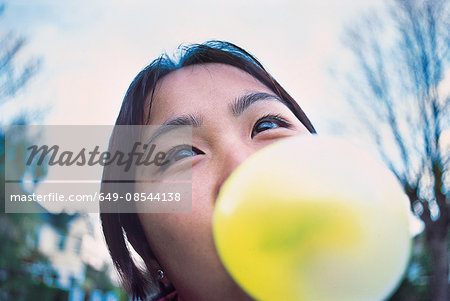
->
1;0;384;131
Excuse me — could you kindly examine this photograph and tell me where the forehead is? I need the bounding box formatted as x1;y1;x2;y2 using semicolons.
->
147;63;273;124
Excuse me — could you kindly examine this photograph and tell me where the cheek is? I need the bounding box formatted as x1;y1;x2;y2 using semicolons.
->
191;169;215;212
138;210;214;269
136;171;217;258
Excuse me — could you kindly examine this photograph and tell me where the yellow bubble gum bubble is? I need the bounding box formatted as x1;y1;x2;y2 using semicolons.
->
213;135;411;301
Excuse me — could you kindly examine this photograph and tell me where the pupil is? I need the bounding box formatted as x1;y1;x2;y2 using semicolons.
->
174;149;194;161
259;121;277;131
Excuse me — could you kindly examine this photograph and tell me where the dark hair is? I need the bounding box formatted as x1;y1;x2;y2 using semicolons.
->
100;40;316;300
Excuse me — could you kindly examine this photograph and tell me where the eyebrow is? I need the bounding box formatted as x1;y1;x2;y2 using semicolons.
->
230;92;289;117
145;114;202;145
146;92;288;145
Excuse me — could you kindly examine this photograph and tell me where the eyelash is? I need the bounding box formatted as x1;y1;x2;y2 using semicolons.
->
159;144;204;172
162;114;292;170
251;113;291;138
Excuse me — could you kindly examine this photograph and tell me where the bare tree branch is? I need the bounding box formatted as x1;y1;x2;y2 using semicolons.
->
341;0;449;299
0;6;40;104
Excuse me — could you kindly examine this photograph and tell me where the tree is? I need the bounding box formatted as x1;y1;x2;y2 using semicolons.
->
341;0;449;300
0;3;53;300
0;6;121;300
0;2;40;104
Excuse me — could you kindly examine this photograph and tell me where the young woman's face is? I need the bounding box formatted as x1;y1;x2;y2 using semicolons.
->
137;63;309;301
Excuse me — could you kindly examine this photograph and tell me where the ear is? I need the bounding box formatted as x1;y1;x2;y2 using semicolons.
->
149;259;171;284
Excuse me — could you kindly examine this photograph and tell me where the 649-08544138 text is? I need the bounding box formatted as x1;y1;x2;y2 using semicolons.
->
9;192;182;203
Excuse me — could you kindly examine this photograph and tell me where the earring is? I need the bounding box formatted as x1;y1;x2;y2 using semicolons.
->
157;269;164;280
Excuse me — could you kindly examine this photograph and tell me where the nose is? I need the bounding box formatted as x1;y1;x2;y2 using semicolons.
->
213;141;256;201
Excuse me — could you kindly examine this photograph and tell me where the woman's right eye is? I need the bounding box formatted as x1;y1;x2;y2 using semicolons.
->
167;145;204;163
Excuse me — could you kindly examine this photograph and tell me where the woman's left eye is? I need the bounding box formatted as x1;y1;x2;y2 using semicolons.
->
252;114;291;138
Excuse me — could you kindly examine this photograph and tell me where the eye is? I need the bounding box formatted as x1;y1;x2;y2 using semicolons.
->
171;146;201;161
251;114;291;138
161;144;204;171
